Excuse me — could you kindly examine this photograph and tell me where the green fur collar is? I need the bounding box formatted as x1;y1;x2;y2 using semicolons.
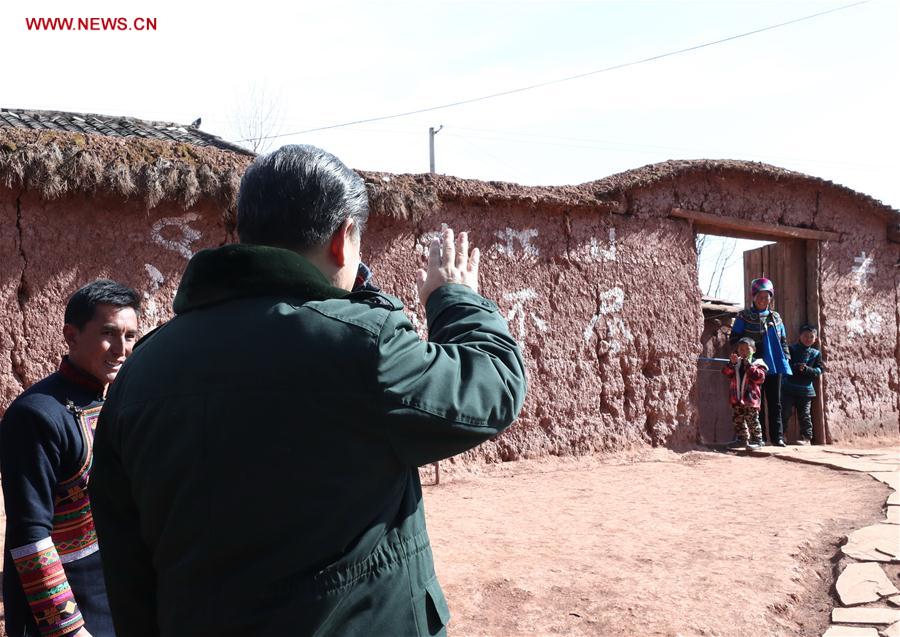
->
173;244;347;314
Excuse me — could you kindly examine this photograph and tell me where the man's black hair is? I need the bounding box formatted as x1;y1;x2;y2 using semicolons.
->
799;324;818;333
64;279;141;329
736;337;756;350
236;144;369;252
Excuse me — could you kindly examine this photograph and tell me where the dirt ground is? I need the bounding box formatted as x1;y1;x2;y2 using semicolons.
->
0;448;892;637
423;449;892;637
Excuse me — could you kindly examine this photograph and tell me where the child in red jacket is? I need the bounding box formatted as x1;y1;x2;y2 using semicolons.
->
722;337;768;450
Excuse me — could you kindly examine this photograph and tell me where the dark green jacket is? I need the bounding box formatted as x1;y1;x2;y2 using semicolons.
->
89;245;526;637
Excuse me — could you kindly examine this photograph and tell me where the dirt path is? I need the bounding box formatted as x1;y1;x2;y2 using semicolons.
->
424;449;891;637
0;448;892;636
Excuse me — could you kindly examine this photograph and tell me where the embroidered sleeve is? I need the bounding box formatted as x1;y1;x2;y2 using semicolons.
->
10;538;85;637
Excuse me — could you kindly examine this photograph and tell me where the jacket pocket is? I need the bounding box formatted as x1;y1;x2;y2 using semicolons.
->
414;577;451;636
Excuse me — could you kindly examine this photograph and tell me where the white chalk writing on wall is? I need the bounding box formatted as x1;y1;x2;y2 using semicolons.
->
142;263;166;327
583;287;624;341
847;295;883;338
587;228;616;262
503;288;547;343
852;251;876;286
151;213;202;260
583;286;632;354
494;228;539;258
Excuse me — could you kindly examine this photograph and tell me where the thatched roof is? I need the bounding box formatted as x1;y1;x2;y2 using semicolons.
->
1;111;896;226
362;159;899;221
0;109;252;154
0;111;254;209
360;171;623;220
587;159;899;218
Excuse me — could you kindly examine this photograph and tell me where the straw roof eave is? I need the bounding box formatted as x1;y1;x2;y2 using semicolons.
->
0;128;253;210
361;159;899;223
2;129;896;229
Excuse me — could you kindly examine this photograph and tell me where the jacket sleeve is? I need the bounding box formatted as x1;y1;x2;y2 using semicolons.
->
0;404;86;637
376;284;527;466
805;350;824;378
88;407;160;637
748;364;767;384
722;363;735;378
788;346;802;373
728;316;745;345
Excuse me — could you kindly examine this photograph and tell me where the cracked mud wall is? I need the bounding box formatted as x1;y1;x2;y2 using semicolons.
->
0;188;25;407
817;190;900;441
623;173;900;443
363;201;702;462
1;190;228;406
895;263;900;429
1;184;705;459
1;166;897;456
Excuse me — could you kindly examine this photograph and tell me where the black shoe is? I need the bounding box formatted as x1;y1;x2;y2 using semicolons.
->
747;439;763;449
775;439;786;447
726;438;748;450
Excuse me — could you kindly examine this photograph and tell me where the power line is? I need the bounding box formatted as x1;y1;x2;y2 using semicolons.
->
440;130;886;170
239;0;870;143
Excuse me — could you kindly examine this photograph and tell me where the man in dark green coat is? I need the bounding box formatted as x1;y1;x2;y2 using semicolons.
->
89;144;527;637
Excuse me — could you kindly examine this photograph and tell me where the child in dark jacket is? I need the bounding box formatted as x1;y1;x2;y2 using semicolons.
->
722;337;769;450
782;324;824;445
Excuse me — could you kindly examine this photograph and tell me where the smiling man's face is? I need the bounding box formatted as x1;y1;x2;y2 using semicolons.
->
64;304;139;388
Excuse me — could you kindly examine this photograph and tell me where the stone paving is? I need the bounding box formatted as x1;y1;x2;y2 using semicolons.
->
749;444;900;637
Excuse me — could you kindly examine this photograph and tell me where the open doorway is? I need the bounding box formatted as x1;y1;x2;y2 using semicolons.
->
696;234;774;445
670;207;831;447
694;232;827;446
697;235;775;304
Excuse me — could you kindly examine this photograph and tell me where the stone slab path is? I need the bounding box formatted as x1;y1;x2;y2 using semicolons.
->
750;445;900;637
836;562;899;605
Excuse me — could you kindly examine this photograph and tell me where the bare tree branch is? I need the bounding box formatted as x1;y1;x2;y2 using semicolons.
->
698;234;739;299
712;239;737;297
230;83;283;154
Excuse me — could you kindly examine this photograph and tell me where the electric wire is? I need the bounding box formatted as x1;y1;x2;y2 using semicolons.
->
238;0;869;142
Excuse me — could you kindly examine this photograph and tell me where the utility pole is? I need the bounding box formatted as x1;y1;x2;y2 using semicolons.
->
428;125;443;173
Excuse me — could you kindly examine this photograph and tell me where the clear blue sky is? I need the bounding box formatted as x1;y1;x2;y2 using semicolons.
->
2;0;897;209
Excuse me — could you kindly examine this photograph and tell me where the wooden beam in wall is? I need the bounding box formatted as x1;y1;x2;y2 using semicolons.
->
671;207;842;242
805;240;830;445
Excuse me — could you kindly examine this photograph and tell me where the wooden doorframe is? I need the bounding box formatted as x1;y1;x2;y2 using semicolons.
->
806;240;829;443
671;208;842;241
676;208;831;445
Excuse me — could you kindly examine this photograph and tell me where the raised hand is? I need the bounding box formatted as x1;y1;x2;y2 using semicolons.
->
416;225;480;307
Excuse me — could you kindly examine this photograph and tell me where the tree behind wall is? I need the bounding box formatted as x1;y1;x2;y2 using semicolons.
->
230;83;282;154
696;234;739;299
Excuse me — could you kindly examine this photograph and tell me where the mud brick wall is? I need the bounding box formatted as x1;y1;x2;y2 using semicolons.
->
622;172;900;444
0;186;231;409
1;160;898;460
364;205;702;461
817;190;900;440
